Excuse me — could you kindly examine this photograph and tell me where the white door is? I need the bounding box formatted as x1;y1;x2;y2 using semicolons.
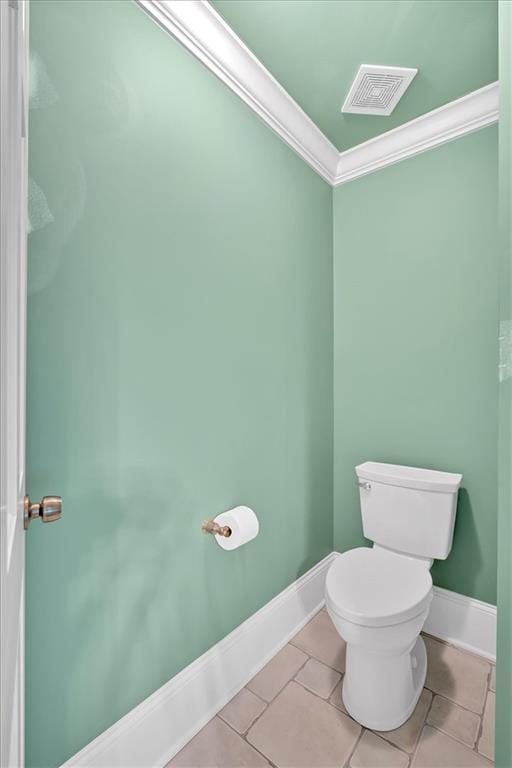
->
0;2;28;765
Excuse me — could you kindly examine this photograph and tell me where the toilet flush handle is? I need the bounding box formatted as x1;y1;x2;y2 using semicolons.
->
356;481;371;490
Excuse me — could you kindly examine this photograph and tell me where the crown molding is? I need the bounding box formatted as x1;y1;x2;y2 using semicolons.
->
136;1;498;188
135;0;340;184
334;82;499;186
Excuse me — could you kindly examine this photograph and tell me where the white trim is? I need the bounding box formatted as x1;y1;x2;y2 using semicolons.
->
60;553;336;768
334;82;499;185
135;0;340;184
424;586;497;662
134;1;498;187
0;2;28;766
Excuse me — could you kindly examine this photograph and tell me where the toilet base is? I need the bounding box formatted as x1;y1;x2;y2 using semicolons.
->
341;635;427;731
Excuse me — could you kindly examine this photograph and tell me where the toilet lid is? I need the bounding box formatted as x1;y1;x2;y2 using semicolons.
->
326;548;433;627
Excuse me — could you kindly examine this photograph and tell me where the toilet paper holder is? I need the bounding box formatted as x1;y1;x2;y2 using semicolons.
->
202;519;232;538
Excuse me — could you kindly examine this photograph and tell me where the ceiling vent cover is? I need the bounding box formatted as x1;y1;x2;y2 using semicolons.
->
342;65;418;116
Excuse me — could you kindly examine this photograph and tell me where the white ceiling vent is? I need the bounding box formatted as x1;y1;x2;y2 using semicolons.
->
341;65;418;116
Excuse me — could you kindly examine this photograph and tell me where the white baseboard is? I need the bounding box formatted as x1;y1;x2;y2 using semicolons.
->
61;552;336;767
61;551;496;767
423;585;497;662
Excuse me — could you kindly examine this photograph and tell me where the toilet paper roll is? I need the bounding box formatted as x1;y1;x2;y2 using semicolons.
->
213;506;259;551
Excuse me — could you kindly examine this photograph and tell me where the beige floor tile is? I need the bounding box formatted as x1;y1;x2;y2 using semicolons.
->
247;681;361;767
167;716;270;767
219;688;267;734
295;657;341;699
376;688;432;753
247;644;308;702
350;730;409;768
290;610;346;672
424;636;490;714
329;680;348;714
426;695;480;748
477;691;495;761
412;725;492;768
489;665;496;693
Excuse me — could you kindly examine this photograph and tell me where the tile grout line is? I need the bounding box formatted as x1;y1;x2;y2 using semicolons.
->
217;688;268;734
233;646;316;766
217;715;278;768
293;663;374;768
288;643;345;677
426;688;487;718
343;726;365;768
369;687;431;757
424;676;489;756
410;682;438;765
293;665;342;701
425;696;482;751
246;645;312;706
321;672;413;764
320;669;416;761
414;682;493;763
474;686;491;759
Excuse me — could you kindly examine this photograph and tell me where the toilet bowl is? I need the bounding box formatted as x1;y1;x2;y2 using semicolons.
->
326;546;433;730
326;461;462;731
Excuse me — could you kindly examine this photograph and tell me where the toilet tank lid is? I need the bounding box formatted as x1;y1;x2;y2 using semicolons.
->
356;462;463;493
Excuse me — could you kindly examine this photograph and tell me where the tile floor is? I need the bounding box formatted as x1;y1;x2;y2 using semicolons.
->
168;609;495;767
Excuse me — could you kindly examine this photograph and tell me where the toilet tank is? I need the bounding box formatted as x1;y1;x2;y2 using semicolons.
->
356;462;463;560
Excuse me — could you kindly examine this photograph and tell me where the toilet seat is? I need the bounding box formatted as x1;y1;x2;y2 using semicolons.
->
326;547;433;628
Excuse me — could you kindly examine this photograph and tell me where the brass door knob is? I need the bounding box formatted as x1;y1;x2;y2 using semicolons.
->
24;495;62;530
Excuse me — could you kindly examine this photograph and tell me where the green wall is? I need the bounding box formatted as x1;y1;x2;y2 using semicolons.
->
27;1;501;765
496;2;512;765
26;2;333;766
333;127;498;604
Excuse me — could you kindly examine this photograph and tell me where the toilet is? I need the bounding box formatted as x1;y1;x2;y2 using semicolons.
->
326;461;462;731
